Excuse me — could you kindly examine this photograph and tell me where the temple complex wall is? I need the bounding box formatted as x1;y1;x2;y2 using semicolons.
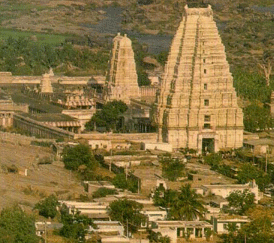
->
0;72;91;85
13;114;74;139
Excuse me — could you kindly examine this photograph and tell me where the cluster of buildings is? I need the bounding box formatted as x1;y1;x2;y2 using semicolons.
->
34;176;261;242
0;4;246;155
1;3;273;243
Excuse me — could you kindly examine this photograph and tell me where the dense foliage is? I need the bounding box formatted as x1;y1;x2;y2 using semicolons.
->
153;184;206;220
243;103;273;132
0;37;109;76
0;206;39;243
59;204;95;242
147;230;171;243
34;194;59;219
219;213;274;243
92;187;118;198
112;173;139;193
237;164;271;191
233;70;272;103
108;199;146;234
160;155;185;181
85;100;128;132
62;144;97;171
132;39;152;86
225;190;255;215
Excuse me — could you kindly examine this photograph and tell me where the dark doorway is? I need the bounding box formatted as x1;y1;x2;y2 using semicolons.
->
202;138;214;154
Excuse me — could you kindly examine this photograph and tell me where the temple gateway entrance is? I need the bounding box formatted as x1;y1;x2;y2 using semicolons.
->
202;138;215;154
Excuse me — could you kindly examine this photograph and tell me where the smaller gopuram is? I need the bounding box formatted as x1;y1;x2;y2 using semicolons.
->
40;72;53;93
104;33;140;104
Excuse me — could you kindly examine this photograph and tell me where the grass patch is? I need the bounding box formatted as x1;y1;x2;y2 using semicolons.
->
0;3;49;12
0;28;74;45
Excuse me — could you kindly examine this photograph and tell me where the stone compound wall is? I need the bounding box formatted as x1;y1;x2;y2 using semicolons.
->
75;133;157;143
13;114;74;139
0;131;54;146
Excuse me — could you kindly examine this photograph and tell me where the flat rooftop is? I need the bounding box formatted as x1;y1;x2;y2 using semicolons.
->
11;92;63;113
21;113;77;122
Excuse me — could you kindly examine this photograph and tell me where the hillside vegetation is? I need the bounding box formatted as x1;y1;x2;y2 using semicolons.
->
0;0;273;103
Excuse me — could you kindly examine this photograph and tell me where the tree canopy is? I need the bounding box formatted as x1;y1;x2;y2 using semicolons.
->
108;199;146;234
160;156;185;181
243;103;273;132
0;37;109;76
59;204;95;242
112;173;139;193
34;194;59;219
85;100;128;132
225;189;255;215
0;206;39;243
62;143;97;171
170;184;206;221
153;184;206;221
237;164;270;191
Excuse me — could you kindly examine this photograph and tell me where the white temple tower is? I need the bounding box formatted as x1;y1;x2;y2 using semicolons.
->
40;73;53;93
157;5;243;153
104;33;140;104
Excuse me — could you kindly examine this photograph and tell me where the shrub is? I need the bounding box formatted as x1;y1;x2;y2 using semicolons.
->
92;188;117;198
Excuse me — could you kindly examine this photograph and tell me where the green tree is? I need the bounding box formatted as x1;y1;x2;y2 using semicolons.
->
85;100;128;132
62;144;97;170
92;187;118;198
0;206;39;243
226;190;255;215
220;215;274;243
156;51;168;66
147;230;171;243
34;194;59;219
169;184;205;220
59;204;95;242
112;173;138;193
243;103;273;132
237;164;270;191
108;199;146;234
204;153;222;167
153;186;178;213
160;157;185;181
233;70;271;103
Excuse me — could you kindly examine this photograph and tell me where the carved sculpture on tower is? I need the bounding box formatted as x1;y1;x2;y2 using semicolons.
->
156;5;243;153
104;33;140;104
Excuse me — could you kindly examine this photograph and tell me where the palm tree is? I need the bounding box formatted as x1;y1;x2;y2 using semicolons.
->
170;184;205;221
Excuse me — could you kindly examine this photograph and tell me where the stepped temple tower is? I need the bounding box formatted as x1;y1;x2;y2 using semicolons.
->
157;5;243;153
40;72;53;93
104;33;140;105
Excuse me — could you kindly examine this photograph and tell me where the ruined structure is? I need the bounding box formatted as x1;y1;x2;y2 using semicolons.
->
104;33;140;104
0;89;28;128
157;5;243;153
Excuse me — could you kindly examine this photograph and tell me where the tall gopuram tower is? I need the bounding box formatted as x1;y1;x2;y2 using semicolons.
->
157;5;243;153
104;33;140;105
